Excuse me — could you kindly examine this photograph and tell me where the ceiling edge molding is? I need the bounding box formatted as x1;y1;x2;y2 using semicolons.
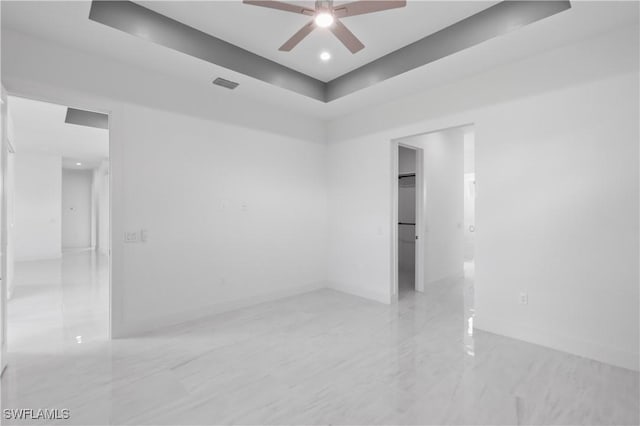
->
88;0;326;101
88;1;571;103
326;1;572;101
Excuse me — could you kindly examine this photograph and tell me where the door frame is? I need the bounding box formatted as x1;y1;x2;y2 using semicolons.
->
391;123;475;300
1;86;9;376
391;141;425;300
0;91;114;372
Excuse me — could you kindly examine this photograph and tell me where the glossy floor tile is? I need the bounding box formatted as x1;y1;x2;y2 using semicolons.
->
1;254;638;425
7;250;109;354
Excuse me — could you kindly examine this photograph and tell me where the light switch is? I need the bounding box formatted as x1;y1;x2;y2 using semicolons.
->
124;231;139;243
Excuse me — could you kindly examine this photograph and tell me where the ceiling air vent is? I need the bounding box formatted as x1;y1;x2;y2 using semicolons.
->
65;108;109;129
212;77;239;90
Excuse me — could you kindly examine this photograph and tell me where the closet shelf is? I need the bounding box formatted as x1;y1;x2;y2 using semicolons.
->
399;173;416;179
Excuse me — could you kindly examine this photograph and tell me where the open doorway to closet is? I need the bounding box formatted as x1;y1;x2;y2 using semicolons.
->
397;145;421;294
393;125;475;306
5;95;110;353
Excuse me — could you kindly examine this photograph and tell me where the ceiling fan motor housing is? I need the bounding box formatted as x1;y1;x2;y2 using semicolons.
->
315;0;334;14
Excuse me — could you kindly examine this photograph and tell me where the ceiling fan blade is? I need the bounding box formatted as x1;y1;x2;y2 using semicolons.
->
279;20;315;51
330;20;365;54
334;0;406;18
243;1;315;16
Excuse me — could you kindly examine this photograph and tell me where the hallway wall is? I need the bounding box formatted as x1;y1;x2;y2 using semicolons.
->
91;161;110;255
62;169;93;249
13;153;61;261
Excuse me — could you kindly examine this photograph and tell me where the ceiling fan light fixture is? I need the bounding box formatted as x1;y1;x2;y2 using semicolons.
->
314;12;334;28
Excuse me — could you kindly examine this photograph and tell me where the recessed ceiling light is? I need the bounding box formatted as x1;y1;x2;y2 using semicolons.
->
314;12;334;28
76;162;82;166
320;51;331;62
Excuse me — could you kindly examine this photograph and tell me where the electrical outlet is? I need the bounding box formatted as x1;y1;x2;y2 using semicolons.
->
519;292;528;305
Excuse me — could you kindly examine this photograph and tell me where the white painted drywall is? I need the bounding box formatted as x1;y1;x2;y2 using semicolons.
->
327;26;639;370
13;153;61;261
95;161;110;255
91;161;109;254
1;30;328;337
401;128;465;285
398;146;416;174
463;131;475;261
114;104;327;335
5;151;16;298
62;169;93;249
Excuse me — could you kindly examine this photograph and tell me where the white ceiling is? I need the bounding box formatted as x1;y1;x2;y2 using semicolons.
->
1;1;638;120
136;1;498;82
8;96;109;169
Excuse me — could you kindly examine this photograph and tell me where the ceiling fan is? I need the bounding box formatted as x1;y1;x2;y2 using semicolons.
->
242;0;407;54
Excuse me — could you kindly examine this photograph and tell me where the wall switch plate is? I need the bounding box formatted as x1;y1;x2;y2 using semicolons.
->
140;229;148;242
124;231;139;243
519;292;528;305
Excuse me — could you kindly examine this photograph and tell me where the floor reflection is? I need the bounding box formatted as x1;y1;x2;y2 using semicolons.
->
1;257;638;425
7;250;109;353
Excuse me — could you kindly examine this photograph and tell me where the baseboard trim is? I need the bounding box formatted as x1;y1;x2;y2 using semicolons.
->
425;270;464;286
327;281;390;304
475;314;639;372
116;281;327;338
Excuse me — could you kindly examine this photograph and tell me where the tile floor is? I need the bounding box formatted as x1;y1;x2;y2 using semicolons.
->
0;253;638;425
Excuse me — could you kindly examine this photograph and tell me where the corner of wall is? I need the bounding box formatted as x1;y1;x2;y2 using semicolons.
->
326;281;391;305
474;315;640;372
114;281;328;338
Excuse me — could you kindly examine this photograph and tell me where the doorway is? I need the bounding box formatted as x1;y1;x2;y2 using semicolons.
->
392;125;475;301
397;145;420;294
2;95;110;355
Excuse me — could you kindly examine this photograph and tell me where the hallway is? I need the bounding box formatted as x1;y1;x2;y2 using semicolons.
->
8;250;109;353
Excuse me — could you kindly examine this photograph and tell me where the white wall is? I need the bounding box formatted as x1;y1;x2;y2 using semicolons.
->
92;160;110;255
115;104;327;335
5;151;16;298
327;26;639;370
463;131;475;261
13;153;61;261
1;29;328;337
62;168;92;249
401;128;465;285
